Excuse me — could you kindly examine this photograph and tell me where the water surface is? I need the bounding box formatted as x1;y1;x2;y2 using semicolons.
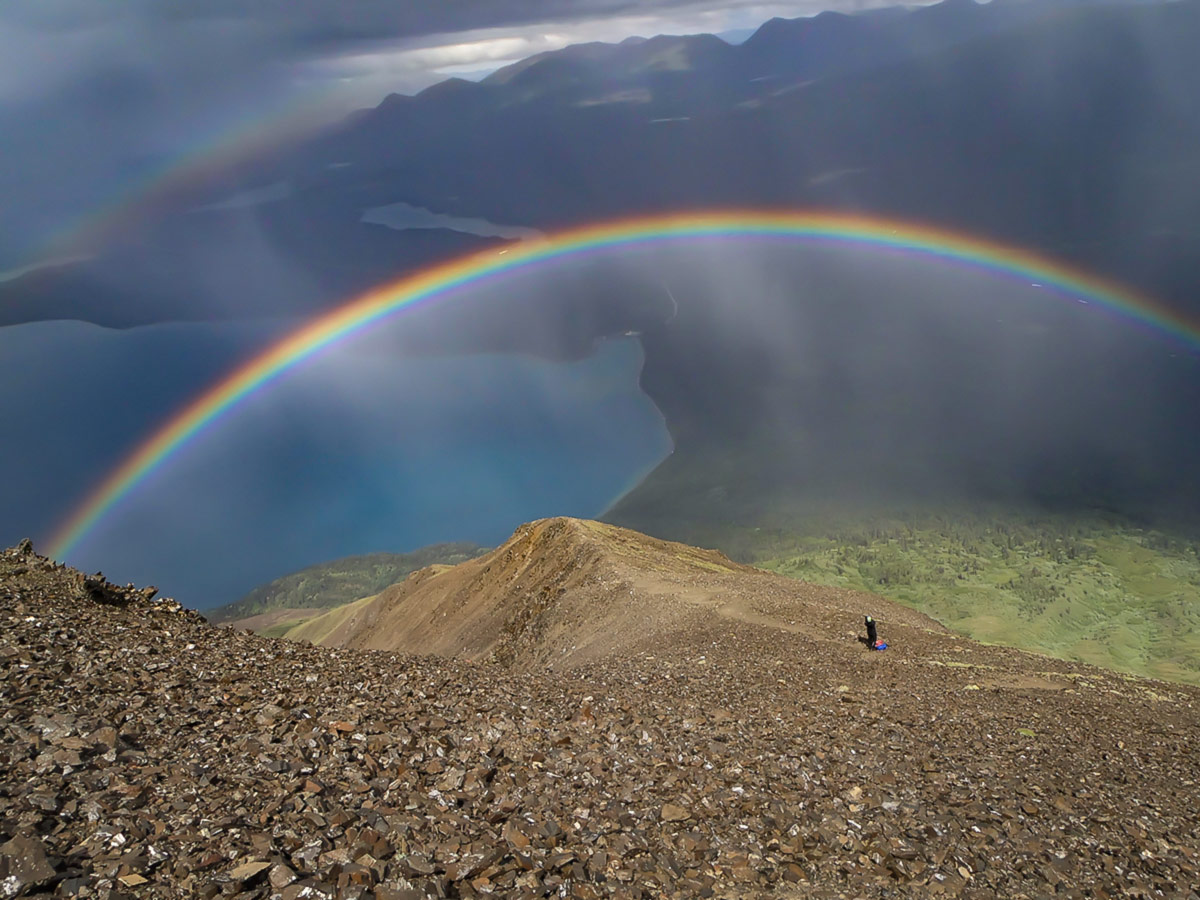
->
0;320;670;607
362;202;543;241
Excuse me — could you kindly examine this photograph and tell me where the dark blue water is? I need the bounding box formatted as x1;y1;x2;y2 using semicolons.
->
0;320;671;607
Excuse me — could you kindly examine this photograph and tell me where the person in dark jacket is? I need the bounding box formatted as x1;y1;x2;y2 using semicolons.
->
864;615;885;649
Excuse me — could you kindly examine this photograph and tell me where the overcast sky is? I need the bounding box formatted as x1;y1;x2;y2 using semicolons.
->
0;0;918;258
0;0;901;106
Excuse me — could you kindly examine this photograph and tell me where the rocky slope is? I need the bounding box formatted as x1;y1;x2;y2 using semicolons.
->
2;532;1199;898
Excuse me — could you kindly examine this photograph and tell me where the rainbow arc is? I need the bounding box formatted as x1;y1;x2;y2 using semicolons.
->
46;210;1200;558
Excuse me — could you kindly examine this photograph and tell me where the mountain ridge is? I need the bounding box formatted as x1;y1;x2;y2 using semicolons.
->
282;516;950;669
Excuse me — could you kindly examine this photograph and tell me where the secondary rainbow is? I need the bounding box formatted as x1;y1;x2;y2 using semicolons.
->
29;102;333;266
46;209;1200;559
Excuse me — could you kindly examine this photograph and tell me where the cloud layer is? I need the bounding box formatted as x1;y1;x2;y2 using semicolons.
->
0;1;914;245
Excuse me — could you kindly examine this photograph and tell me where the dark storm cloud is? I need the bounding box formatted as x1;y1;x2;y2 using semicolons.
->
2;1;756;42
0;0;885;128
0;0;870;93
0;0;848;259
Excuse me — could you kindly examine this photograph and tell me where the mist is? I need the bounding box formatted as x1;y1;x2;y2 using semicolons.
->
604;242;1200;536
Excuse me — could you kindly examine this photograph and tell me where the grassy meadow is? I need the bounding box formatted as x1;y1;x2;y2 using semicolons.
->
727;511;1200;683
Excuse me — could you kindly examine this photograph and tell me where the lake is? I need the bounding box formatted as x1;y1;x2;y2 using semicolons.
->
0;319;671;608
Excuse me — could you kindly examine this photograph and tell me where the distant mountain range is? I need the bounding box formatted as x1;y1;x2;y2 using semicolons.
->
287;0;1200;309
4;0;1198;331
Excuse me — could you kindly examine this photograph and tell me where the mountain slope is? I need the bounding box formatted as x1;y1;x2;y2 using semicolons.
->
605;455;1200;682
754;513;1200;684
4;536;1200;895
209;542;487;623
282;517;946;667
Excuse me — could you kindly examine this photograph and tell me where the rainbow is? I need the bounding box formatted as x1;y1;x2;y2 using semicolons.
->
46;209;1200;559
17;96;337;269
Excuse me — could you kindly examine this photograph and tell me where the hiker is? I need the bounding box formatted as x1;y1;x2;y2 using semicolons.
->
864;615;887;650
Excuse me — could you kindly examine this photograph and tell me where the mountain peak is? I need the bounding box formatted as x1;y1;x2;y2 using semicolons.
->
285;516;944;668
415;76;484;100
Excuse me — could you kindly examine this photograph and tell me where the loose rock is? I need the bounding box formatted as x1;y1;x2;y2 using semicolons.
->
1;540;1198;898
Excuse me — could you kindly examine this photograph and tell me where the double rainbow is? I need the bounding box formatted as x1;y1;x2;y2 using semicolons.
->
15;88;345;270
46;209;1200;559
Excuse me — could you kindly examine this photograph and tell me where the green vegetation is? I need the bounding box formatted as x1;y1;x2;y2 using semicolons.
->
209;543;487;622
258;613;320;639
724;512;1200;684
284;593;380;646
608;466;1200;683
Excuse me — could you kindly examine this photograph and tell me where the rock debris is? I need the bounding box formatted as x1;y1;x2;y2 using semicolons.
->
2;535;1199;898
